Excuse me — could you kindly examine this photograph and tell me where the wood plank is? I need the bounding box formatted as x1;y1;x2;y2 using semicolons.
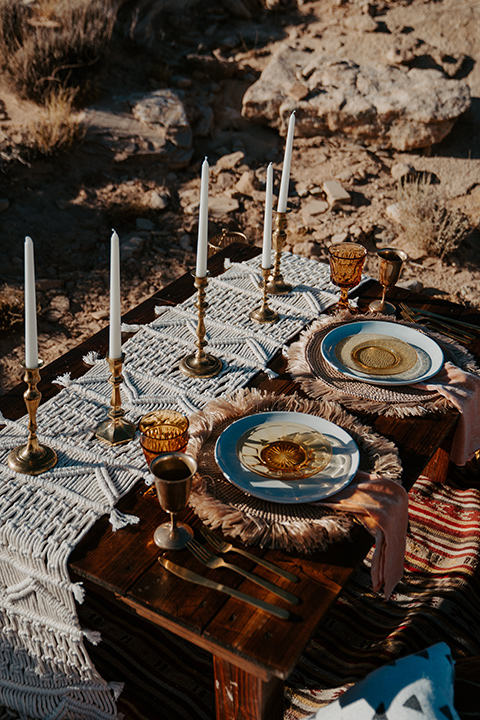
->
120;543;343;680
201;570;342;679
213;658;284;720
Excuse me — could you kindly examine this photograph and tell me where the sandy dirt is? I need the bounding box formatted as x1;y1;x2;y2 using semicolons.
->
0;0;479;395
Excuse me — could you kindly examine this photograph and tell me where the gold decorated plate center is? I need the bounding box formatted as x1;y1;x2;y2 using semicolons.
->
236;421;332;480
259;440;309;472
335;333;418;376
351;344;400;371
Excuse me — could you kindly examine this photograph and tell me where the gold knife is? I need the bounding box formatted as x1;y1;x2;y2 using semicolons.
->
158;557;290;620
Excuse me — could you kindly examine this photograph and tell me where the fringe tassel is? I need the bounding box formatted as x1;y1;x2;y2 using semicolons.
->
264;368;278;379
108;682;124;700
82;350;101;365
83;629;102;645
109;509;140;531
71;582;85;604
53;373;71;387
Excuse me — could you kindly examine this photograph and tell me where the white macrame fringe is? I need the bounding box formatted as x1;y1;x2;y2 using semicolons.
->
109;509;140;532
83;629;102;645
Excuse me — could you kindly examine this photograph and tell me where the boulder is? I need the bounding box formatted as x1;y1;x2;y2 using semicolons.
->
242;46;471;151
85;89;193;168
131;89;192;149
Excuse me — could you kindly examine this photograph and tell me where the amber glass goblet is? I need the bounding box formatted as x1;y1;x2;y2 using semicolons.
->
138;410;189;467
150;452;197;550
369;248;407;316
328;242;367;311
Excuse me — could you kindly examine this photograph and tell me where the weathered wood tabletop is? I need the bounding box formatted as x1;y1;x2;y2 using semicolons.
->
2;243;479;720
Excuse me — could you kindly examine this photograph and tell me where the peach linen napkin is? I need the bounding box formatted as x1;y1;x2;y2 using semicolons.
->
414;361;480;466
320;471;409;601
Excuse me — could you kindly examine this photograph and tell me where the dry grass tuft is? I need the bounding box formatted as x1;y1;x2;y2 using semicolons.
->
395;176;472;259
0;286;23;331
25;87;86;156
0;0;117;103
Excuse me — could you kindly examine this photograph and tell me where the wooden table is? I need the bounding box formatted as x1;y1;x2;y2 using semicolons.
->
2;243;479;720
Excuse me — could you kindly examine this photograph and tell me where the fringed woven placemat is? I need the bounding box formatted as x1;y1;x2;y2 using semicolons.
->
288;311;480;418
187;388;402;554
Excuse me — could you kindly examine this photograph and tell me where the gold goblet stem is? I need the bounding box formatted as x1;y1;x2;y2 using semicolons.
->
95;354;136;446
179;274;222;378
169;513;178;540
265;211;292;295
250;266;279;324
378;285;388;312
369;248;407;315
8;363;57;475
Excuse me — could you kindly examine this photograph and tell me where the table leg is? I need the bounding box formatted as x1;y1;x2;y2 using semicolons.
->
213;657;284;720
421;424;456;486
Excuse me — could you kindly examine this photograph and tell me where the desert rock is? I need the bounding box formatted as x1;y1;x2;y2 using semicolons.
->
242;46;471;150
85;89;193;168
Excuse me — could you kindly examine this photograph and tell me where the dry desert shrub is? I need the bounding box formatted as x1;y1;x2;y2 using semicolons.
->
0;0;117;103
26;87;86;155
0;286;23;331
395;176;472;259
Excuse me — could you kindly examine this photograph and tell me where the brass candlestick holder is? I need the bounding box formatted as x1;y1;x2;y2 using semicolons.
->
8;362;58;475
250;266;279;324
265;210;292;295
179;274;222;378
95;354;136;446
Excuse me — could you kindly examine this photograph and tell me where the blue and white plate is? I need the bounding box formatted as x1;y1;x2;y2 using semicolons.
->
215;411;359;504
320;320;444;386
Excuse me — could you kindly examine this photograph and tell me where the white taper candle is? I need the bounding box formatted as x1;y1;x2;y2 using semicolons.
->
196;157;209;278
109;230;122;360
277;111;295;213
262;163;273;269
24;236;38;369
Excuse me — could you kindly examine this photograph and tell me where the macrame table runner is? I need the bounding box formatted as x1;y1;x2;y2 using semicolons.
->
187;388;402;553
288;310;480;417
0;253;358;719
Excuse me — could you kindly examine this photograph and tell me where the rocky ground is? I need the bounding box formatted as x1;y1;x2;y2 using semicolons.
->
0;0;479;395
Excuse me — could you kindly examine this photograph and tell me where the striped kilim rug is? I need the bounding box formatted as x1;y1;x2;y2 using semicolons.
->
3;463;480;720
284;460;480;718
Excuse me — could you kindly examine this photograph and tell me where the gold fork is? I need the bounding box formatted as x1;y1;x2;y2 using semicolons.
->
399;303;474;343
186;538;299;605
200;525;298;583
400;303;480;334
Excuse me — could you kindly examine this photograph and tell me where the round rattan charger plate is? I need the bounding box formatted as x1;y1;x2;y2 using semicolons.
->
187;388;402;553
288;311;480;418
